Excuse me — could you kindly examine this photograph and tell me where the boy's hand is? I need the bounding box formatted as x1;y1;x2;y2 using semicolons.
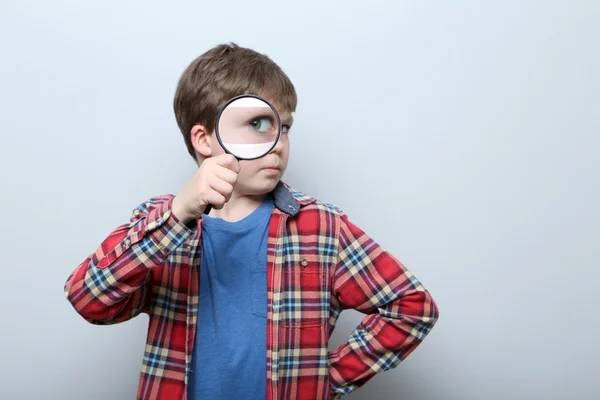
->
172;154;240;223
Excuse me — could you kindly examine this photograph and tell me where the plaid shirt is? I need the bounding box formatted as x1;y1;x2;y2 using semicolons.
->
65;181;439;399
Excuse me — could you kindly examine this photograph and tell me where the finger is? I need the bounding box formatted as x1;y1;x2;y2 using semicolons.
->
214;166;238;186
208;175;234;199
214;154;240;173
206;190;226;209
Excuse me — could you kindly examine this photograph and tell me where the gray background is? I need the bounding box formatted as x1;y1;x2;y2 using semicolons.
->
1;1;598;399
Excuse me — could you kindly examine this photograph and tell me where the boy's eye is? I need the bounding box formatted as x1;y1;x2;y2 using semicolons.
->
249;117;273;133
282;124;291;133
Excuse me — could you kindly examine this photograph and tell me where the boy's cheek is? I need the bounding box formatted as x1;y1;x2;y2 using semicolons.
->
238;159;260;172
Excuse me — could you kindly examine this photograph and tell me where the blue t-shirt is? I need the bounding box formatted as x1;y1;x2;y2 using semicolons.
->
187;194;274;400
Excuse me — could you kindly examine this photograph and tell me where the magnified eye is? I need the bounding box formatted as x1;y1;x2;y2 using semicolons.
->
249;117;273;133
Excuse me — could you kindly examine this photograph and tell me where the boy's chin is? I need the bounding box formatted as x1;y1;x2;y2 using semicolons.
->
243;177;280;195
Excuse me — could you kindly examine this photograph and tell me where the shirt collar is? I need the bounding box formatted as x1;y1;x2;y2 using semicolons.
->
272;181;317;216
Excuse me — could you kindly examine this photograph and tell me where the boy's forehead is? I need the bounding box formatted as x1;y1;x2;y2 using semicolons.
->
261;97;294;122
279;109;294;123
229;93;294;123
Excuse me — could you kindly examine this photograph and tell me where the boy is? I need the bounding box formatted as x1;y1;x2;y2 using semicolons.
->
64;43;439;400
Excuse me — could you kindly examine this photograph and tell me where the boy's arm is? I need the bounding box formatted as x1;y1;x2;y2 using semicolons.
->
328;212;439;397
64;195;194;325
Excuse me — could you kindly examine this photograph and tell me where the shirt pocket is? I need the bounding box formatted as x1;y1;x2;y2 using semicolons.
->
280;256;328;328
250;261;267;318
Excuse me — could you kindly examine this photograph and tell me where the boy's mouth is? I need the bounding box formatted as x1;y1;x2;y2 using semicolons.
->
262;166;281;174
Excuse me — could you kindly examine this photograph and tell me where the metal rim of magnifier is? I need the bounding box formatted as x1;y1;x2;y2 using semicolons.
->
214;94;282;161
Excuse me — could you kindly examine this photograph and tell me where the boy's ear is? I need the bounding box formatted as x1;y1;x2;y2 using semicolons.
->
190;124;212;158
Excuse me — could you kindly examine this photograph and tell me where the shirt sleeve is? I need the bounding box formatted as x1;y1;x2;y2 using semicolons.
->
328;211;439;396
64;195;195;325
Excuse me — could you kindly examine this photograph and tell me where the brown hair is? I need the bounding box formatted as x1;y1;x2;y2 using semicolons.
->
173;42;297;162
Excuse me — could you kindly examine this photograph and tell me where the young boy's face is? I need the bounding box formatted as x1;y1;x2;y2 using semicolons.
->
208;101;294;197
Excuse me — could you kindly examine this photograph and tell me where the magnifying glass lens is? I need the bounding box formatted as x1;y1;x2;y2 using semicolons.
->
216;96;280;159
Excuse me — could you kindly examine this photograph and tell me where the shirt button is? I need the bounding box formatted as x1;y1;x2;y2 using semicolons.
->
301;259;308;267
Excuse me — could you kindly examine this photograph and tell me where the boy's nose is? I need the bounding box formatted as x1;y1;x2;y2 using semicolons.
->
269;137;284;154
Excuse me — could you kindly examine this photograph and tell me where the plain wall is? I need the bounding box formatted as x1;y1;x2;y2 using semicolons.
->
1;1;598;399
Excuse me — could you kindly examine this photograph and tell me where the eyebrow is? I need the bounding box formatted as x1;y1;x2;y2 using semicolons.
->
281;114;294;126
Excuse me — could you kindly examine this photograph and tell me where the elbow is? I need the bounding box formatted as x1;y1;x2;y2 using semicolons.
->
64;280;114;325
425;290;439;330
68;302;116;326
72;304;115;326
401;289;440;336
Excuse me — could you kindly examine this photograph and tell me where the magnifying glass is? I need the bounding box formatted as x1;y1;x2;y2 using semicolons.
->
203;94;282;214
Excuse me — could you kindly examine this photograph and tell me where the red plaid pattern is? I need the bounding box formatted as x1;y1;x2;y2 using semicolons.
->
65;182;439;399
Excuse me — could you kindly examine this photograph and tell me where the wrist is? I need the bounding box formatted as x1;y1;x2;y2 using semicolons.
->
171;196;192;224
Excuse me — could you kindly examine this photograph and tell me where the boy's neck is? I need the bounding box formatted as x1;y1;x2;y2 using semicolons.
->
206;192;269;223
